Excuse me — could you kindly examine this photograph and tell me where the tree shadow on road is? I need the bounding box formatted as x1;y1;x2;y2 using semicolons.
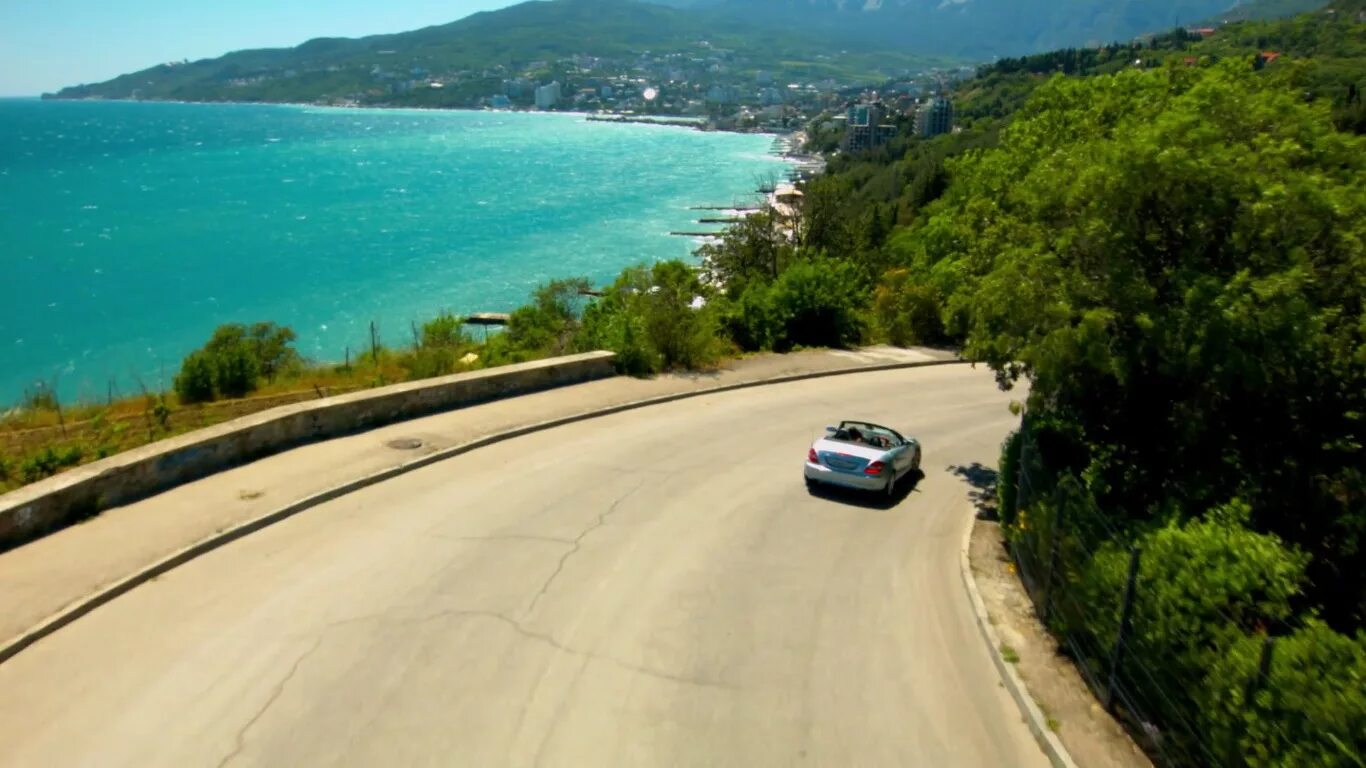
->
806;469;925;510
950;462;999;520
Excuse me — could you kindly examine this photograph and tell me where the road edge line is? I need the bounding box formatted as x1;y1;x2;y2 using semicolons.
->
958;510;1079;768
1;357;964;666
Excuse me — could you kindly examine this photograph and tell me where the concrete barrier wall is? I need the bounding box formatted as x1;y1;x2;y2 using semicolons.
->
0;351;617;550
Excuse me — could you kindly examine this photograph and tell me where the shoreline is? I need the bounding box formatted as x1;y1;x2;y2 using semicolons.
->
39;95;794;138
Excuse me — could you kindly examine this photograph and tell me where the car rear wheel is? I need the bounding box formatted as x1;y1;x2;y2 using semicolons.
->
805;477;817;492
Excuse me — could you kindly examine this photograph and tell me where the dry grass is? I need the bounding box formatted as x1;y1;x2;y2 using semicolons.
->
0;351;482;494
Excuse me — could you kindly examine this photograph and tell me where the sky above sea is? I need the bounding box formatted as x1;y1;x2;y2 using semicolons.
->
1;0;519;96
0;99;788;402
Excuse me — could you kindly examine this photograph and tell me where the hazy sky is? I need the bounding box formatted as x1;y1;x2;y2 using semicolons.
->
0;0;519;96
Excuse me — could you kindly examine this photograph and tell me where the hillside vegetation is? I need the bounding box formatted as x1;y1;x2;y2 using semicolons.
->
50;0;1333;107
49;0;935;106
789;5;1365;764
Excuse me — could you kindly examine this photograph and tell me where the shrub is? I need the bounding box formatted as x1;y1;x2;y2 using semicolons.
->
766;259;866;351
247;322;300;382
20;444;84;483
503;278;591;358
997;429;1023;526
173;322;298;403
721;282;782;352
581;305;657;376
579;261;725;374
1203;621;1366;767
174;351;216;404
637;261;724;370
420;312;466;349
1075;514;1308;760
211;337;259;399
402;347;459;379
872;269;946;346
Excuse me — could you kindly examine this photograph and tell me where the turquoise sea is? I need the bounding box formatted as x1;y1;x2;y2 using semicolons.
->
0;99;787;403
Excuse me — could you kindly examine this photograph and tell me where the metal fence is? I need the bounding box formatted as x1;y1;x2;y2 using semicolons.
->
1005;420;1286;767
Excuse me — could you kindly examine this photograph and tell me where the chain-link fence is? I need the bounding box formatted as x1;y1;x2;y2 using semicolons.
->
1002;420;1300;767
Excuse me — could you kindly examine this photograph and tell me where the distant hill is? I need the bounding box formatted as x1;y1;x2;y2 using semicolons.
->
54;0;1340;107
685;0;1245;59
1201;0;1327;23
49;0;940;105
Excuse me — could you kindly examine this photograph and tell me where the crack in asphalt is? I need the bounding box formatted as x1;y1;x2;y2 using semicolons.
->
413;608;735;692
439;534;577;546
523;480;646;618
208;479;710;762
215;634;325;768
314;604;732;692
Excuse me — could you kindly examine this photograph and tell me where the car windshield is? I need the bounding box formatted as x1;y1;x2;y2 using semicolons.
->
830;422;897;447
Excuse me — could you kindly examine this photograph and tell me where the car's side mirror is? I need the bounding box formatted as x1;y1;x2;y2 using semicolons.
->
824;426;837;435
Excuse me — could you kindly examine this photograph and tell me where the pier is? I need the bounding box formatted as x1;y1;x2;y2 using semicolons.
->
464;313;511;327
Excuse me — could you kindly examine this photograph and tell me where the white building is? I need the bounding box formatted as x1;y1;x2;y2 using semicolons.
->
534;81;562;110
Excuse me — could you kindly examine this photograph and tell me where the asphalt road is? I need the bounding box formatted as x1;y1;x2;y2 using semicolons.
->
0;365;1046;767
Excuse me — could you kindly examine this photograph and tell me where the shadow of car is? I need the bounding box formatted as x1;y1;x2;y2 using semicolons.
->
806;468;925;510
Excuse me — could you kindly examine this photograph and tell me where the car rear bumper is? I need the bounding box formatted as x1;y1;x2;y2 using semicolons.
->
804;462;884;491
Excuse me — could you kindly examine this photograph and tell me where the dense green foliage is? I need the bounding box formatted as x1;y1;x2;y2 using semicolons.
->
932;61;1366;626
1204;620;1366;766
783;5;1366;762
174;322;300;403
402;312;479;379
936;25;1364;764
1072;513;1310;760
579;261;727;374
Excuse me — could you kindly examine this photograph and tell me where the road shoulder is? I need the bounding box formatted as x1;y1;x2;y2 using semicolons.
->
968;515;1153;768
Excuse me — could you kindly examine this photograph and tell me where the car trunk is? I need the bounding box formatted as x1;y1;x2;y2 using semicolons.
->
813;439;885;474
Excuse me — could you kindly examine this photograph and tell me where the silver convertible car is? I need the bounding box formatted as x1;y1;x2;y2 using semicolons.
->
804;420;922;496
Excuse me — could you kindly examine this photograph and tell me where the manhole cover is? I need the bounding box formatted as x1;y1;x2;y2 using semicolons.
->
387;438;424;450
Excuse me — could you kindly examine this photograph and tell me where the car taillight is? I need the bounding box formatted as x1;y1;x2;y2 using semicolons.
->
808;448;820;463
865;461;886;475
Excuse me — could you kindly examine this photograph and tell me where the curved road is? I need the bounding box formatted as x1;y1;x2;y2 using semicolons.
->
0;366;1045;767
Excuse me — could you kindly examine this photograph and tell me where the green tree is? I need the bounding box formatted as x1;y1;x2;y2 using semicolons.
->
698;210;792;293
174;351;216;404
765;259;866;351
901;61;1366;626
247;322;300;382
872;269;946;346
1076;512;1309;762
579;261;724;373
420;312;467;349
1203;621;1366;767
173;322;300;402
496;277;592;362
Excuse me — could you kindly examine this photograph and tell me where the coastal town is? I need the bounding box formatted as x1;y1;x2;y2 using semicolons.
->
133;43;971;135
365;48;972;134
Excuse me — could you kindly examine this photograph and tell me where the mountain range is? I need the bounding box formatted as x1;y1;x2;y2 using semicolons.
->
655;0;1255;58
50;0;1326;103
